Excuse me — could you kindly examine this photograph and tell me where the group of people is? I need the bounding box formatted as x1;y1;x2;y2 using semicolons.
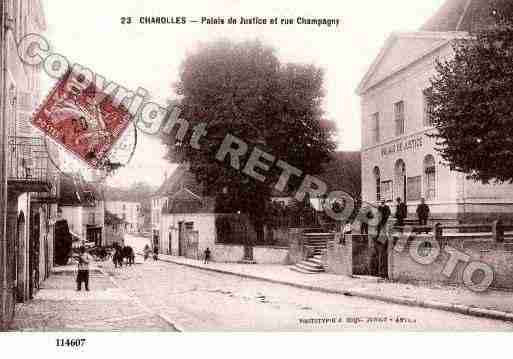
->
360;197;431;234
357;197;431;278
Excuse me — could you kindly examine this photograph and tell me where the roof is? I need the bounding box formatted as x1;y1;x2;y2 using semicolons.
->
162;188;216;214
59;173;103;206
358;0;510;95
153;163;214;214
154;164;203;197
356;31;467;94
420;0;508;32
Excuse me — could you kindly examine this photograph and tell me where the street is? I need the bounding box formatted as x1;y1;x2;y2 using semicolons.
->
97;234;513;331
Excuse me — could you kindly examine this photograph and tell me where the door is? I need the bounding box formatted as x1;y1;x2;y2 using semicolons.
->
29;211;41;299
16;212;26;302
168;232;172;255
178;222;185;256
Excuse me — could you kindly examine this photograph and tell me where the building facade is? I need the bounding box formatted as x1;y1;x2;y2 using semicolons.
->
105;200;141;232
358;0;513;224
0;0;61;329
58;174;105;246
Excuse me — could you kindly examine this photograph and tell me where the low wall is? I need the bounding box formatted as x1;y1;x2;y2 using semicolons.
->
212;243;290;264
325;235;352;276
389;234;513;290
352;235;372;275
212;244;245;263
253;246;289;264
287;228;305;264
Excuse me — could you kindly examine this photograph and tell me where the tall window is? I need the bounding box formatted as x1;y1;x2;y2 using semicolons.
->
424;155;436;200
373;167;381;202
423;88;434;127
371;112;380;143
394;101;405;136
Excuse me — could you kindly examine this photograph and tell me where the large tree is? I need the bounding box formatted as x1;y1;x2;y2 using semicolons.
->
168;40;336;240
430;1;513;183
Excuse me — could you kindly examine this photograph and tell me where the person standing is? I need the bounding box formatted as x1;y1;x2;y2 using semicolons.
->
143;244;151;261
374;201;391;278
377;201;391;238
360;209;373;234
153;245;159;261
395;197;407;227
76;246;92;291
416;198;430;232
204;247;211;264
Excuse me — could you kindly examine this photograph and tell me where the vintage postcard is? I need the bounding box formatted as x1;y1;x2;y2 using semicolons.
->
1;0;513;355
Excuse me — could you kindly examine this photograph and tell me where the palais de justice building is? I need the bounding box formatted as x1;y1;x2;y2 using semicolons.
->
357;0;513;224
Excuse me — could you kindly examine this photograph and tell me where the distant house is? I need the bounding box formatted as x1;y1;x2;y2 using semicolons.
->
58;173;105;246
104;210;126;246
104;189;144;233
152;164;291;264
151;164;214;256
151;165;192;249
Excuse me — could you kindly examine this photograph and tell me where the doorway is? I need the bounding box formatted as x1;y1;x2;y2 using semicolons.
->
168;231;172;255
29;210;40;299
178;222;185;256
16;212;26;302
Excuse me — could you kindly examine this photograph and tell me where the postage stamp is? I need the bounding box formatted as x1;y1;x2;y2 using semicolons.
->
31;69;132;168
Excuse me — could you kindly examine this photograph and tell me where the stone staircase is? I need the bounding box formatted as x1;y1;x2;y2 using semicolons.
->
290;232;334;274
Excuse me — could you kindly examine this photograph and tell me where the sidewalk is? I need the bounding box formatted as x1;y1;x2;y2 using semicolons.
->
156;253;513;322
10;263;178;331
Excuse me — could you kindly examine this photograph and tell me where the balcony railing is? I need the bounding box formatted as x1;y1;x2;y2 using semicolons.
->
7;136;58;194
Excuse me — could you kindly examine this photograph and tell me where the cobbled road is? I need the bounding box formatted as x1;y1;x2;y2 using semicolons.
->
97;235;513;331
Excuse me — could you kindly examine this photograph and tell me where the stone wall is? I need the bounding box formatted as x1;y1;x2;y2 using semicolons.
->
212;244;245;262
325;235;352;276
388;234;513;290
287;228;305;264
253;246;289;264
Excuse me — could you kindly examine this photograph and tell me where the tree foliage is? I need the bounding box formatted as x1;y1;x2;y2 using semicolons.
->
168;40;336;230
430;6;513;183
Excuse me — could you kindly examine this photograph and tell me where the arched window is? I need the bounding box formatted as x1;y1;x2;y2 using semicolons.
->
373;167;381;202
424;155;436;200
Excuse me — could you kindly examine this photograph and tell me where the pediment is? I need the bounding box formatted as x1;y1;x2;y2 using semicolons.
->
357;32;464;94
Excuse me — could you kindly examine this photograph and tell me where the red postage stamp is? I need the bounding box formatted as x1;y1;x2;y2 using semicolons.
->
32;70;132;168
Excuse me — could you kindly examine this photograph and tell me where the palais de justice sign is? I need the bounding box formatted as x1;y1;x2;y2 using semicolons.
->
381;136;423;157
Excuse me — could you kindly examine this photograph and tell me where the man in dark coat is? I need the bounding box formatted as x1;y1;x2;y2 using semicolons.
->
416;198;430;233
54;209;72;266
376;201;391;239
416;198;430;226
375;201;391;278
395;197;407;227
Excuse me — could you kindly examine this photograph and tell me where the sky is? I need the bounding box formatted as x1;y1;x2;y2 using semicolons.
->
40;0;447;187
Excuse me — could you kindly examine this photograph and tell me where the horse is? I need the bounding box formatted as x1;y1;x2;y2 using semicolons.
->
122;245;135;266
112;243;124;268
